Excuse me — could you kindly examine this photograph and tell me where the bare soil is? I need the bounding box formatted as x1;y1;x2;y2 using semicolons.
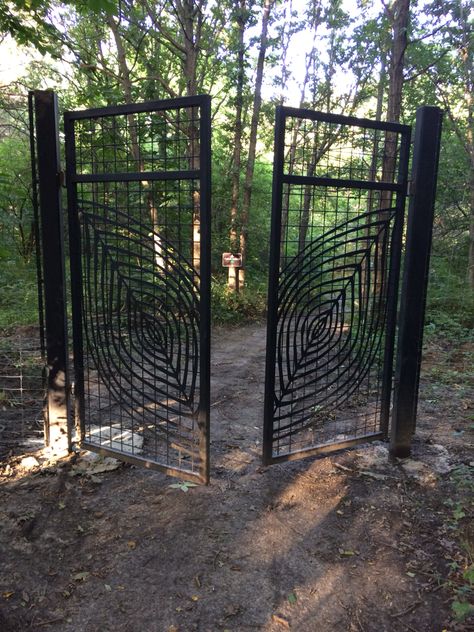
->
0;323;473;632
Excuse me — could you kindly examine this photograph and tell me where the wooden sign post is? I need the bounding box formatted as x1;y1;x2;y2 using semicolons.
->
222;252;242;293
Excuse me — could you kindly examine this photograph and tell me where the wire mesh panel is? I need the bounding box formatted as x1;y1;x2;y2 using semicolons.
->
263;106;411;464
0;94;47;460
64;96;211;483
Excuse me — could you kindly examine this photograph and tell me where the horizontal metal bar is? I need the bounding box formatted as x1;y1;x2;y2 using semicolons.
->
81;441;205;484
64;94;208;121
281;105;411;135
71;170;200;183
283;173;404;192
267;432;384;464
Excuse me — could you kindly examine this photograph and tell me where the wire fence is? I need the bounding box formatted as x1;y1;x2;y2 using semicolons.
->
0;326;45;460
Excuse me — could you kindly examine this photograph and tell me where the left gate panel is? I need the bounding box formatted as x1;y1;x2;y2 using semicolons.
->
64;97;211;483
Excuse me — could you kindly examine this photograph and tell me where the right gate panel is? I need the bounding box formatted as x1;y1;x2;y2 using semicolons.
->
263;107;411;464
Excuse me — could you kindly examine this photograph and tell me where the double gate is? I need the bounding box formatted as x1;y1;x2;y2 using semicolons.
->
31;91;442;483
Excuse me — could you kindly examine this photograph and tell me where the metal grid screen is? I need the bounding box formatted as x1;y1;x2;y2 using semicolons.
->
264;107;411;463
65;97;211;482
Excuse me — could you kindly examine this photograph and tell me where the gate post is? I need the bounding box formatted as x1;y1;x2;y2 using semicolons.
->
33;90;71;454
391;106;443;457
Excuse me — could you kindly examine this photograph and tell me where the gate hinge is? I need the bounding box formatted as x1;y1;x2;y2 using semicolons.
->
58;170;66;188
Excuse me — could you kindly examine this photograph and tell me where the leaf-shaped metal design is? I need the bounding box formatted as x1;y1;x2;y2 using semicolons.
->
273;208;396;445
79;198;200;452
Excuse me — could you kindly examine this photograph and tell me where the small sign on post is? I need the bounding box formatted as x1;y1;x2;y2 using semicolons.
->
222;252;242;268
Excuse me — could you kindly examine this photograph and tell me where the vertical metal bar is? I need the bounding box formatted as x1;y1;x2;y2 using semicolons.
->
379;127;411;437
33;90;71;452
28;92;46;360
391;106;443;457
198;95;212;484
263;106;286;465
64;112;86;444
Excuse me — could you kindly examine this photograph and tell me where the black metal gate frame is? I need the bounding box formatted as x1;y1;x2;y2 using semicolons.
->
64;96;211;483
263;106;411;465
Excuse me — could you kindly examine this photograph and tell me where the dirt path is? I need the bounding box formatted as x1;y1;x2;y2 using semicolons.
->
0;325;472;631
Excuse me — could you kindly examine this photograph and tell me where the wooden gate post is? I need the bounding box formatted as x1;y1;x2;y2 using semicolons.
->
391;106;443;457
33;90;71;454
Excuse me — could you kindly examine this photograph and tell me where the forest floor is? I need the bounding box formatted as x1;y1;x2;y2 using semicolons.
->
0;323;473;632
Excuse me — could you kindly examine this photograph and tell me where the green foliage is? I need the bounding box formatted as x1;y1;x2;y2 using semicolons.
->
443;465;474;621
0;257;40;330
425;255;474;341
211;278;267;325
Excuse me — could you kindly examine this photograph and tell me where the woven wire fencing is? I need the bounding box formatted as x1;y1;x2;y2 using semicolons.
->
0;95;46;461
0;326;45;460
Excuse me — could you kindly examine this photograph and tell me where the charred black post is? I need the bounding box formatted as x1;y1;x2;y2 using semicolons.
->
33;90;71;452
391;106;443;457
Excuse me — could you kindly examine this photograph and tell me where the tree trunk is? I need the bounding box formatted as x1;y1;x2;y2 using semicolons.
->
469;168;474;288
378;0;410;300
463;16;474;288
108;16;165;270
381;0;410;197
240;0;274;287
176;0;203;274
228;0;247;292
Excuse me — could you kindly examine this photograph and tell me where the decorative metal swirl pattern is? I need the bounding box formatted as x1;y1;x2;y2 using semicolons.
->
273;208;396;447
79;198;201;454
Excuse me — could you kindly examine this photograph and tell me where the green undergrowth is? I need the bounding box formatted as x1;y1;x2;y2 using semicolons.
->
424;254;474;343
444;464;474;622
0;257;40;330
211;277;267;325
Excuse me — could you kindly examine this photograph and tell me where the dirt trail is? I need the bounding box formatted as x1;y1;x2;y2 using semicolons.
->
211;324;265;470
0;325;472;632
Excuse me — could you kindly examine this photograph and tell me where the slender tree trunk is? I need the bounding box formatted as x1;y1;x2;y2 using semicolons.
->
469;168;474;287
362;52;387;303
280;49;315;263
369;51;387;209
108;16;165;270
177;0;203;274
463;22;474;288
240;0;274;287
378;0;410;299
381;0;410;197
228;0;246;292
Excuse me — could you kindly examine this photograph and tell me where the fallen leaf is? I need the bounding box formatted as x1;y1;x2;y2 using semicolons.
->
287;592;297;605
272;614;290;628
58;501;66;510
73;572;90;582
127;540;136;550
191;595;199;602
104;584;112;592
338;548;356;557
2;591;14;599
452;600;474;620
224;604;241;618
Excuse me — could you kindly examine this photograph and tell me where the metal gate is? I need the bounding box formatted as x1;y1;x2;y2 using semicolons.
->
64;96;211;483
263;106;411;464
